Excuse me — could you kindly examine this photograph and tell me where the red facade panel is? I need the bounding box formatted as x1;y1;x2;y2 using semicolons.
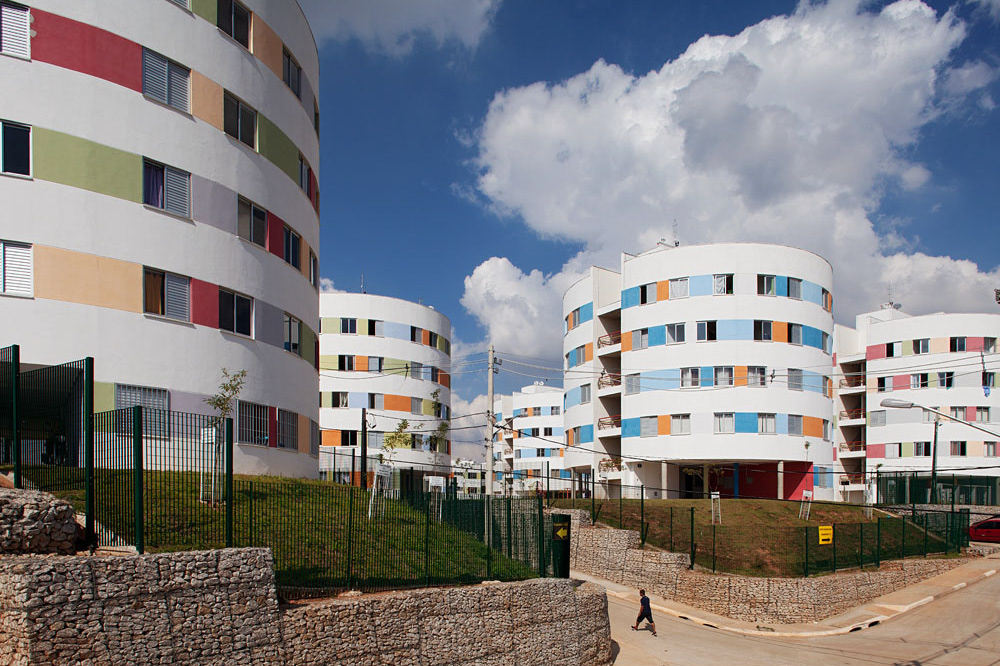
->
268;406;278;448
967;337;985;352
190;279;219;329
782;462;814;500
267;212;284;259
32;10;142;92
865;344;886;361
892;374;910;391
967;406;978;423
867;443;886;459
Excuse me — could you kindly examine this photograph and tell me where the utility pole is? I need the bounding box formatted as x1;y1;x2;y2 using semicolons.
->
360;407;368;490
931;418;940;504
486;345;495;496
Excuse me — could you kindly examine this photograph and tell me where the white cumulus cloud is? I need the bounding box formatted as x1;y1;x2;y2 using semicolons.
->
319;277;343;294
460;0;997;357
449;393;490;462
298;0;501;55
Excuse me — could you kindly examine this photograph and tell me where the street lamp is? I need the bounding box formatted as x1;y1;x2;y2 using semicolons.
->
880;398;1000;503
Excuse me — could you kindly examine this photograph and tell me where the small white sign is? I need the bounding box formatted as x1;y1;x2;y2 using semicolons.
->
375;463;393;478
427;476;446;490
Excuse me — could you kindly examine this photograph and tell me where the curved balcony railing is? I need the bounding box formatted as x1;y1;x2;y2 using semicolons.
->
840;474;866;485
598;457;622;473
840;409;865;420
598;415;622;430
838;441;866;453
598;374;621;389
598;331;622;348
840;376;865;388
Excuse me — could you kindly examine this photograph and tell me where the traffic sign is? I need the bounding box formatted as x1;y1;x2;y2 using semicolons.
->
818;525;833;544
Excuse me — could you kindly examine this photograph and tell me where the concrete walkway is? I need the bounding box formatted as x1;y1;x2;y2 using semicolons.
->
575;552;1000;638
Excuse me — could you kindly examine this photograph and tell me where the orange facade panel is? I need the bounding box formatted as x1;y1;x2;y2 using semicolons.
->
803;416;824;438
422;329;431;345
322;430;340;447
440;371;451;388
734;366;748;387
384;394;411;412
772;321;788;343
657;280;670;301
585;343;593;362
658;415;671;436
621;330;632;352
355;355;368;372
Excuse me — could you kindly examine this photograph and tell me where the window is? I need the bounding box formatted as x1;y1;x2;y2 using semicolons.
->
368;393;384;410
976;407;991;422
713;274;733;295
237;400;269;445
984;372;996;389
411;397;422;414
759;413;776;434
913;338;929;355
950;337;966;352
877;377;890;392
143;159;190;217
368;356;383;373
0;2;30;59
428;331;439;347
870;410;886;427
987;442;997;457
411;326;420;342
167;0;189;7
821;288;831;312
283;314;301;355
333;392;348;408
757;274;776;296
950;441;967;457
276;409;297;449
369;319;384;336
914;441;931;456
410;361;423;379
313;99;321;135
681;367;700;388
544;427;553;437
142;48;189;112
551;406;561;416
237;198;267;247
580;384;592;404
788;277;802;299
430;366;440;383
697;320;717;341
223;91;256;148
910;373;929;389
886;342;899;357
640;416;657;437
340;318;357;334
823;420;831;440
950;406;964;420
0;120;29;176
115;383;170;437
633;328;649;350
338;355;354;371
822;332;832;354
788;415;803;436
669;277;688;299
638;282;656;305
671;414;690;435
923;408;938;423
714;366;734;386
714;413;734;434
788;368;803;391
748;366;766;387
217;0;250;48
666;322;685;344
754;320;772;341
282;48;301;97
283;226;301;268
341;430;358;447
788;323;802;345
985;338;997;353
310;420;319;457
885;443;900;459
218;288;252;336
939;372;954;388
143;268;189;321
0;239;31;296
309;251;318;289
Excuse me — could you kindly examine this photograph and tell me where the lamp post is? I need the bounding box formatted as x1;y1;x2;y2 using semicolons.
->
880;398;1000;504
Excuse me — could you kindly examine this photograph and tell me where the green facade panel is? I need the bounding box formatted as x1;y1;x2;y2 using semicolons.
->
257;115;300;182
422;399;435;416
301;326;317;367
321;318;339;334
318;355;339;371
33;128;142;203
94;381;114;413
902;441;914;457
191;0;217;23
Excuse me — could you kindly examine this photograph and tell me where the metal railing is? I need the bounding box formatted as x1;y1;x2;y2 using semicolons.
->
840;473;865;485
597;331;622;348
597;374;621;389
597;415;622;430
838;441;866;453
840;409;865;420
840;376;865;388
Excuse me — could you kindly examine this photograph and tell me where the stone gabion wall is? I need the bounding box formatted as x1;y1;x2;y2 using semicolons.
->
0;548;285;665
281;578;612;666
0;489;80;555
568;522;965;624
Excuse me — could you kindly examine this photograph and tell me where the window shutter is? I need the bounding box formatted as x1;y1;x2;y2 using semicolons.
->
164;166;189;217
164;273;190;321
167;0;189;7
142;49;169;104
167;62;189;111
2;241;32;295
1;3;30;59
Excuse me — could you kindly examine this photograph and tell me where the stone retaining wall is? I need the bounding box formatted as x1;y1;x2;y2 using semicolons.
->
0;488;80;555
569;522;965;624
282;578;612;666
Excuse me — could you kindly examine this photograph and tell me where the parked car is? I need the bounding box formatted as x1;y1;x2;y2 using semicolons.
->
968;516;1000;543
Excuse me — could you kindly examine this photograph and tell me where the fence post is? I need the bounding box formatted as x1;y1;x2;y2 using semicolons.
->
346;485;354;588
923;513;928;557
689;506;695;570
84;357;95;549
875;517;881;568
712;523;716;573
506;496;512;559
832;524;837;573
132;405;144;555
537;495;545;577
590;475;595;523
425;493;431;587
859;522;864;569
669;506;674;551
619;491;623;528
803;527;809;578
10;345;20;490
225;418;234;548
900;517;905;560
640;485;645;542
249;481;254;547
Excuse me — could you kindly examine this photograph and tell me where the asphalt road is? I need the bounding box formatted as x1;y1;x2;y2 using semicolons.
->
607;572;1000;665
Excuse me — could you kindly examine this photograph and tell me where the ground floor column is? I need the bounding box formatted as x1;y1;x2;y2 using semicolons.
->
777;461;784;499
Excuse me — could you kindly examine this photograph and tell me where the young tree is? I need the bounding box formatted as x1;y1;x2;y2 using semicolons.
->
204;368;247;425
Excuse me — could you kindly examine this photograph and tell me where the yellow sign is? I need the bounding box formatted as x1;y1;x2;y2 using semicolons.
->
818;526;833;545
555;527;569;540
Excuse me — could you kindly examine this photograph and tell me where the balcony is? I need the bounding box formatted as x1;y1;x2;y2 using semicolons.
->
598;415;622;430
598;374;621;389
598;457;624;480
839;473;866;489
839;408;866;424
598;331;622;348
838;441;866;457
839;376;866;393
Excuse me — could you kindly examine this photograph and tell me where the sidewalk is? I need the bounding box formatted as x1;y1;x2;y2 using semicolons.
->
574;552;1000;638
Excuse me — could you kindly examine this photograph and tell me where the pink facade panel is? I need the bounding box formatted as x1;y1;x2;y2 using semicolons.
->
867;443;885;458
892;375;910;391
967;337;985;352
866;344;886;361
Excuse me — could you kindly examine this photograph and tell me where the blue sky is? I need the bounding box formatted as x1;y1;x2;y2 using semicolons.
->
300;0;1000;456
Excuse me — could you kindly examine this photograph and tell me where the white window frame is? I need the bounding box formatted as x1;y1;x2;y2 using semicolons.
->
633;328;649;350
913;338;929;355
976;407;991;423
238;197;267;247
754;320;772;341
789;323;803;345
669;277;688;299
758;413;776;434
788;368;803;391
218;288;252;337
638;282;657;305
237;399;269;446
0;119;31;176
282;47;301;98
142;48;190;113
283;313;301;356
697;320;717;342
411;397;423;414
639;416;657;438
143;267;190;322
580;384;592;404
223;90;257;148
714;412;734;434
0;239;33;297
681;367;700;388
277;408;297;449
788;414;803;436
713;273;733;295
870;410;887;427
143;159;190;218
950;441;967;457
748;366;766;387
341;318;357;334
666;322;685;344
0;2;31;60
671;414;690;435
788;277;802;299
714;366;734;387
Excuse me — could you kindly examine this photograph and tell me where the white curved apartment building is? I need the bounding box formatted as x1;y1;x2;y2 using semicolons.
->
318;293;452;491
493;383;585;495
835;309;1000;503
0;0;321;477
565;243;836;500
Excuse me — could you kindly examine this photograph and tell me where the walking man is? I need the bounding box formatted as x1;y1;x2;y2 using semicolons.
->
631;589;656;636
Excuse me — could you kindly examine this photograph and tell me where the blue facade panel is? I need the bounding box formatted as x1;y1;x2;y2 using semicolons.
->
579;302;594;323
689;274;713;296
567;349;577;368
553;427;565;437
776;413;789;434
802;325;823;349
718;319;753;341
621;418;640;438
348;392;367;408
648;325;667;347
579;424;594;443
735;412;758;433
565;387;581;409
622;287;640;309
642;369;679;391
803;281;824;306
803;370;824;394
776;275;788;297
384;321;410;340
700;366;714;387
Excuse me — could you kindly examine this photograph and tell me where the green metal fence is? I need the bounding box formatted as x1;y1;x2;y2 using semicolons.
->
877;471;1000;507
0;345;17;484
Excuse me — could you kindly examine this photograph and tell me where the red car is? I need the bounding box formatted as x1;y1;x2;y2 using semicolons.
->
968;517;1000;543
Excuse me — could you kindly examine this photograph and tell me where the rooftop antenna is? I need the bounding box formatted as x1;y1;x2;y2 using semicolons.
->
360;273;366;294
673;219;680;247
879;283;902;310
